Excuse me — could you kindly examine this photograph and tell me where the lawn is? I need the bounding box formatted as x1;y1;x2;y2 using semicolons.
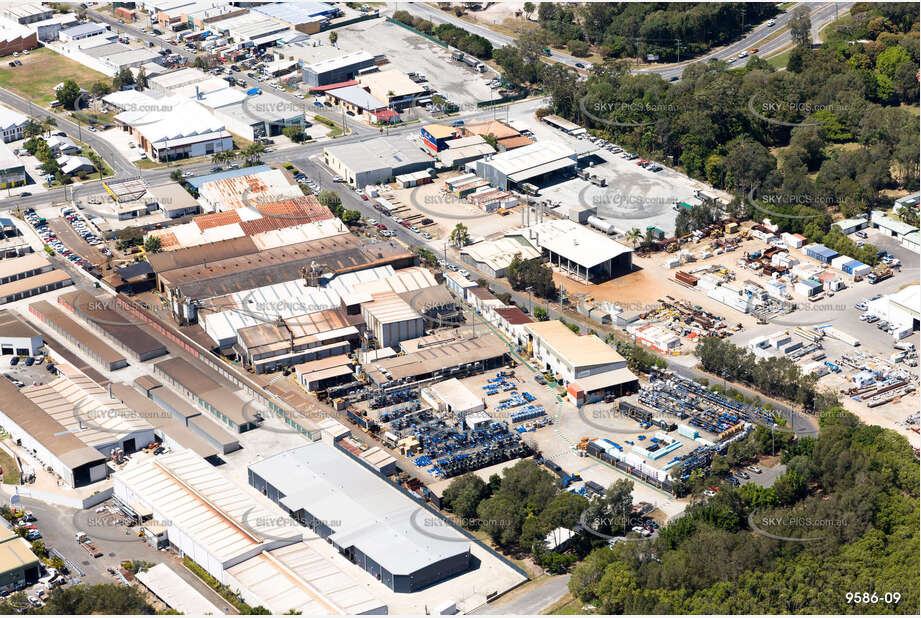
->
767;48;793;69
0;47;109;106
0;445;19;485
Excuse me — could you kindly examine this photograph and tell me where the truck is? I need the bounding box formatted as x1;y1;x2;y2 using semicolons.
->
451;49;464;61
867;267;892;284
543;47;552;56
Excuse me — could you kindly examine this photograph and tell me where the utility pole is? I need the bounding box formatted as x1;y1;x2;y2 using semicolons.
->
675;39;681;63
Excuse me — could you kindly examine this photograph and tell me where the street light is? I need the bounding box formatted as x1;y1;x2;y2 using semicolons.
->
526;286;533;314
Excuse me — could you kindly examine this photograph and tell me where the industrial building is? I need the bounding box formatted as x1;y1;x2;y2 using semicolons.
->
490;306;533;346
523;320;638;406
364;328;508;387
302;51;376;87
115;449;387;615
294;354;354;391
459;120;533;151
0;529;40;595
60;291;168;362
472;141;578;190
248;442;471;593
0;270;72;305
21;363;156;456
110;90;233;162
153;357;257;433
251;2;339;34
867;284;920;336
0;376;108;488
421;378;485;419
195;167;306;212
59;21;109;42
0;310;42;356
322;85;390;123
871;210;919;252
323;137;432;188
209;91;305;140
360;291;424;348
135;564;224;616
459;236;540;278
2;4;55;25
29;300;128;370
357;69;428;111
0;17;38;54
506;219;633;283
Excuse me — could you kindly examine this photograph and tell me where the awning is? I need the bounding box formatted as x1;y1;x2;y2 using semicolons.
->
508;158;575;183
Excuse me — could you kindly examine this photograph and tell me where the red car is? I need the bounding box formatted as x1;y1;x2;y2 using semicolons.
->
376;223;387;230
361;194;368;200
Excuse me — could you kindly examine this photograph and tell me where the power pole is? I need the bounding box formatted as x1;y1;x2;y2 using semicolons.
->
675;39;681;63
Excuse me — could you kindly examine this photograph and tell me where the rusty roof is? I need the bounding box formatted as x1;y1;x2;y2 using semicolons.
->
239;196;333;235
195;210;243;232
148;236;259;274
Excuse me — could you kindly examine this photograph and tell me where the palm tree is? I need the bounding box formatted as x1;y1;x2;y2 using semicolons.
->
243;143;266;166
449;223;469;248
626;227;642;248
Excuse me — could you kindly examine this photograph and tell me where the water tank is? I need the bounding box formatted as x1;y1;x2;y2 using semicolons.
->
587;216;616;235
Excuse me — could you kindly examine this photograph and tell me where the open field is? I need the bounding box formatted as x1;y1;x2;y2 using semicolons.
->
0;47;108;106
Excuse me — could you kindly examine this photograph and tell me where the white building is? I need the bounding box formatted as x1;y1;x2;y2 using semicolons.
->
867;284;919;338
422;377;485;418
0;107;28;143
323;137;432;188
523;320;638;406
472;141;578;190
0;309;42;356
360;291;424;348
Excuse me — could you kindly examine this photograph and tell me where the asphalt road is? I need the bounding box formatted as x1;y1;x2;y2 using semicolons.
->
398;2;852;77
472;575;572;615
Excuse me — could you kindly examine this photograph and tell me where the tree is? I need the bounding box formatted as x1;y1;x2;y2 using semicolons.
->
604;478;634;532
523;2;535;20
449;222;469;248
329;31;338;46
625;227;642;248
340;209;361;225
317;190;343;217
90;81;112;98
282;126;308;143
442;473;489;520
533;306;548;321
143;236;162;253
55;80;82;110
170;168;183;182
135;67;148;91
112;67;134;91
242;142;265;165
789;5;812;48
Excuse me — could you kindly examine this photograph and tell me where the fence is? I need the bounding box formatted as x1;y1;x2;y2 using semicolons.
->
385;16;448;48
476;91;530;108
115;295;321;441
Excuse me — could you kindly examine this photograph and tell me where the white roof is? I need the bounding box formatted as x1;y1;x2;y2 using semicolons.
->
872;210;917;236
427;377;483;413
511;219;632;269
361;291;421;325
251;219;348;250
358;69;427;100
135;564;224;616
114;93;226;144
202;284;342;346
304;50;374;73
481;141;576;176
461;236;540;272
115;449;301;564
250;442;470;576
226;542;386;615
0;106;27;132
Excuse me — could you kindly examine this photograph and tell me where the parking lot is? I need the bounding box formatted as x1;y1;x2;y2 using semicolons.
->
328;19;496;108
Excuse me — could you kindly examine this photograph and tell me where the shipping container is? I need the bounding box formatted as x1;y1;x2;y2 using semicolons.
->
675;271;698;286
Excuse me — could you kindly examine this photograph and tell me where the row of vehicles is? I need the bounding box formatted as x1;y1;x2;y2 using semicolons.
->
23;209;89;269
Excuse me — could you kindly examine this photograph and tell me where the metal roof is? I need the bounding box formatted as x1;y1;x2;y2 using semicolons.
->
510;219;632;269
135;563;224;616
481;141;576;176
524;320;626;368
326;85;386;111
115;449;302;564
187;165;271;189
250;442;470;576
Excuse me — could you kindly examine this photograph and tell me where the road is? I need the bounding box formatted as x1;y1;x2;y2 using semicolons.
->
472;575;571;615
397;2;852;77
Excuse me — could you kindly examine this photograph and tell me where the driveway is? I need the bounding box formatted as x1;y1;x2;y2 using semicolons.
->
472;574;571;615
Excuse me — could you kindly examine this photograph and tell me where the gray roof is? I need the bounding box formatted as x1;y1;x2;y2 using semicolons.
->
250;442;470;576
62;22;107;37
324;137;432;173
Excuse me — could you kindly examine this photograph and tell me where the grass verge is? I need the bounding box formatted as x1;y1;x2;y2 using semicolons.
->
0;47;108;106
0;445;20;484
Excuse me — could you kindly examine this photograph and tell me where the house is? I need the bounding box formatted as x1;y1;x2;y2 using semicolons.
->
57;155;95;176
46;135;80;156
0;107;28;143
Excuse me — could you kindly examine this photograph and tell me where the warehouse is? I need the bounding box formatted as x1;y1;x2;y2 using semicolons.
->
541;114;585;135
365;328;508;387
196;167;303;212
867;284;919;335
421;378;485;418
472;141;577;191
29;300;128;370
523;320;638;405
490;306;532;346
153;357;257;432
0;378;107;488
420;124;457;153
251;2;339;34
832;216;868;235
323;137;432;188
59;21;108;42
803;244;838;264
212;12;291;46
249;442;471;592
0;528;40;594
323;84;388;120
135;564;224;616
0;309;42;356
235;308;359;374
361;291;424;348
507;219;632;283
0;270;72;305
294;354;355;391
302;51;376;87
871;210;919;247
60;291;168;361
115;448;387;614
459;236;540;278
22;363;156;456
212;91;305;140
